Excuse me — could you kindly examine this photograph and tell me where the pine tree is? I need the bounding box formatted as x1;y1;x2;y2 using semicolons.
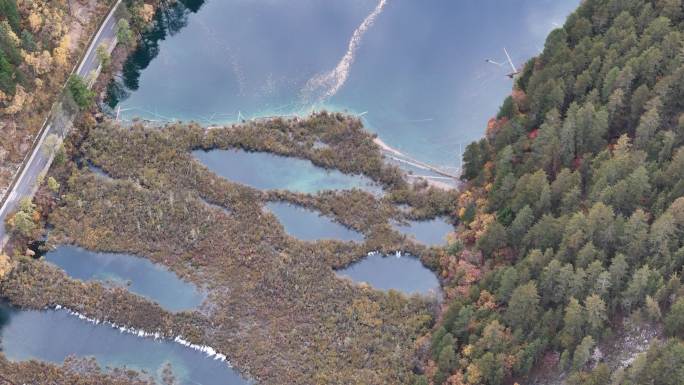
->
505;282;540;332
561;298;586;349
665;297;684;337
572;335;595;370
585;294;607;335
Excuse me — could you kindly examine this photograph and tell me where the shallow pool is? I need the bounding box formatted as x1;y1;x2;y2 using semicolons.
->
193;149;380;194
336;252;439;295
266;202;363;242
44;246;205;312
0;305;249;385
392;218;453;246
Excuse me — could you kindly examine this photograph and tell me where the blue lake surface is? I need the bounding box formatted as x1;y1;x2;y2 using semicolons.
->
393;218;453;246
112;0;580;171
0;305;249;385
265;202;363;242
336;253;439;295
44;246;205;312
193;149;380;194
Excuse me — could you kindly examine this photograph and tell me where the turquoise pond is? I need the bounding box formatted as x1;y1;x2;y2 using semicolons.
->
193;149;381;194
44;246;205;312
336;253;440;296
0;305;250;385
265;202;363;242
110;0;580;171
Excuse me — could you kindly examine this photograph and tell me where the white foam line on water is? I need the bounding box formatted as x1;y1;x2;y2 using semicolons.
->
302;0;388;102
52;305;230;364
366;250;403;258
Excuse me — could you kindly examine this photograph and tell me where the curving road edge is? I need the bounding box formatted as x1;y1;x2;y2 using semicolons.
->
0;0;122;249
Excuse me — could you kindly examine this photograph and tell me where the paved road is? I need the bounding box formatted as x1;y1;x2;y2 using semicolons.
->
0;0;122;248
79;3;121;78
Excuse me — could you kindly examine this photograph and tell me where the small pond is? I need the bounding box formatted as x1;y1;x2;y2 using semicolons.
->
0;305;250;385
336;252;439;296
392;218;453;246
265;202;363;242
44;246;205;312
193;149;381;194
86;162;112;179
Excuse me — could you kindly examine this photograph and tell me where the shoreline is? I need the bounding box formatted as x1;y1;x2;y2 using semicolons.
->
372;137;460;190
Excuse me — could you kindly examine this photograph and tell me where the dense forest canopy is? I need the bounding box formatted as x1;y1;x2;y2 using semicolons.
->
0;0;86;103
0;0;28;96
425;0;684;384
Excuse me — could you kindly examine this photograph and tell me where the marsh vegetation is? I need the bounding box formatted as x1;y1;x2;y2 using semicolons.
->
1;112;459;384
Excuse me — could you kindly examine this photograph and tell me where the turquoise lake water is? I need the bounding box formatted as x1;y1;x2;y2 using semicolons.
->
193;149;381;194
44;246;205;312
336;253;440;295
265;202;363;242
111;0;580;170
0;305;249;384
